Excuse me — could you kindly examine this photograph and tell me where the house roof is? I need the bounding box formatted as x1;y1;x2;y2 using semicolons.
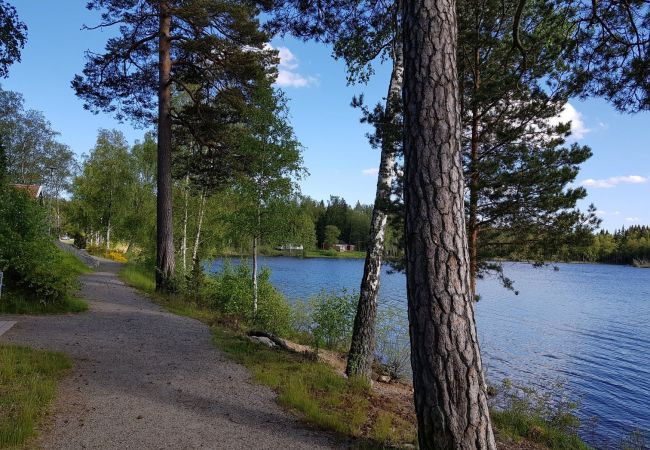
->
11;184;43;199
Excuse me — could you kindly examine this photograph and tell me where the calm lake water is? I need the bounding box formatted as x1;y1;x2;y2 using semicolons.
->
211;257;650;448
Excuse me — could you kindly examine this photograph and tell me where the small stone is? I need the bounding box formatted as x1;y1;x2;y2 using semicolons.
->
378;375;391;383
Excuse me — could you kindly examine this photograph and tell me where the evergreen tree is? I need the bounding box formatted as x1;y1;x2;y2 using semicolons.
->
0;0;26;78
402;0;497;445
72;0;275;292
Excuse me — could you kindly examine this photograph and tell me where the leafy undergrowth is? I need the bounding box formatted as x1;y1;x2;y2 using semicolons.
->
0;251;90;314
0;344;71;448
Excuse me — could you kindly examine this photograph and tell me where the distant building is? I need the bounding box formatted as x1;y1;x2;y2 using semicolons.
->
322;243;356;252
275;244;304;251
10;184;43;199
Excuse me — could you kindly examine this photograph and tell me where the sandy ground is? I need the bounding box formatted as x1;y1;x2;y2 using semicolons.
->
1;260;338;450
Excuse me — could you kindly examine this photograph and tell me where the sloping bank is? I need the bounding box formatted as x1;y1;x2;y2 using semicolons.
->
120;260;592;450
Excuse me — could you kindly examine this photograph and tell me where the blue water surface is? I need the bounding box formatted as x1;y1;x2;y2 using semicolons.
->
210;257;650;448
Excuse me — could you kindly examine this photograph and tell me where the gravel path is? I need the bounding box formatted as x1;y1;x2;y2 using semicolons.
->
1;260;338;449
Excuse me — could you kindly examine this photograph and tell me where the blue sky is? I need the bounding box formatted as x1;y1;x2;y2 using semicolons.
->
4;1;649;230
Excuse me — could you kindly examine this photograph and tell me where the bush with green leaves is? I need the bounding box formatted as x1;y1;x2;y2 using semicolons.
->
0;186;78;304
309;290;358;351
204;262;291;336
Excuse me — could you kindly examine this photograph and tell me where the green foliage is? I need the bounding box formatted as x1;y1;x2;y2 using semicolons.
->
0;186;83;306
204;262;291;336
0;344;71;447
309;290;358;350
323;224;341;246
491;379;589;449
570;226;650;265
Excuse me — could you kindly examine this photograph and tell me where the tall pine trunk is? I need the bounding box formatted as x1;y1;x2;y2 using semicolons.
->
468;42;481;300
402;0;496;447
155;2;176;292
468;105;480;299
346;38;403;380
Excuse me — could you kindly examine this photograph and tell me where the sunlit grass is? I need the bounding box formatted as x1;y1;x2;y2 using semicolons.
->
0;344;71;448
119;262;155;294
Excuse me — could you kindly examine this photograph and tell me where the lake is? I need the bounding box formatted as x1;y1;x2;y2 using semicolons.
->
210;257;650;448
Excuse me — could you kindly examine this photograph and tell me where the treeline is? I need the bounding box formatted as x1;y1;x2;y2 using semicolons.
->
574;226;650;265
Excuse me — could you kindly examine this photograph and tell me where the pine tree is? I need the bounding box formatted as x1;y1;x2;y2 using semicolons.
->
0;0;26;78
402;0;497;445
73;0;275;292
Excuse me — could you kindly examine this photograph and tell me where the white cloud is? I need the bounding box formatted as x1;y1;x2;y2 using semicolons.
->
625;217;641;223
267;45;318;88
581;175;649;188
362;168;379;176
550;103;590;139
596;210;622;216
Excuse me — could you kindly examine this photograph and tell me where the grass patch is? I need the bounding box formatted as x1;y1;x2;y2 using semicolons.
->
58;250;93;276
212;327;416;446
492;410;590;449
0;293;87;314
119;262;156;294
0;344;71;448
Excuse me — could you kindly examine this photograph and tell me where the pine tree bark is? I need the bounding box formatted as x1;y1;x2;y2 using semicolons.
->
468;41;481;300
402;0;496;447
468;103;480;300
346;38;403;380
155;1;176;292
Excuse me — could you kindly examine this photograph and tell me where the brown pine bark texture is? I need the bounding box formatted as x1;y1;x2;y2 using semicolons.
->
402;0;496;447
156;3;176;292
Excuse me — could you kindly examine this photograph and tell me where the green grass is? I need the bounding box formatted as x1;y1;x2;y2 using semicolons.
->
119;262;156;294
492;410;591;449
0;249;91;314
212;327;415;445
58;249;92;276
0;344;71;448
0;293;88;314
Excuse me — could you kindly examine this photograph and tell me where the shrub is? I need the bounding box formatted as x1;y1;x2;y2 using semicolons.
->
0;186;79;305
310;290;357;351
204;262;291;336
